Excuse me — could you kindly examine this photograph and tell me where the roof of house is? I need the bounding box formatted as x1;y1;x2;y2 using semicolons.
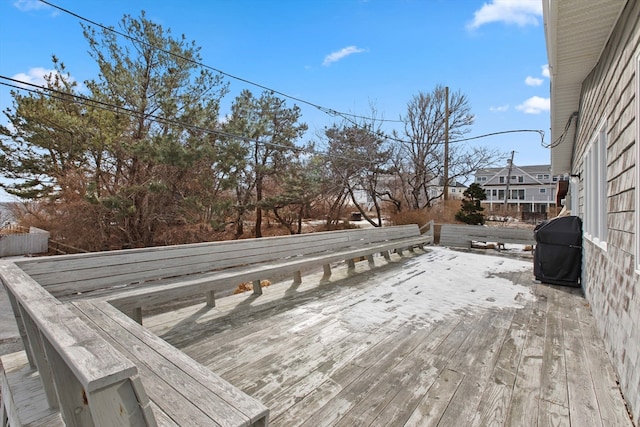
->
542;0;626;175
475;164;551;175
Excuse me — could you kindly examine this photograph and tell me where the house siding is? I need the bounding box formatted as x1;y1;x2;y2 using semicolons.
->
572;0;640;421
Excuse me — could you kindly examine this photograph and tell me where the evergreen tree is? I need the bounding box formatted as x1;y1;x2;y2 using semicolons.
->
1;12;229;248
455;183;486;225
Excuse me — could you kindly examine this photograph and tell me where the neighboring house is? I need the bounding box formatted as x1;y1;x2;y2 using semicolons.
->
544;0;639;422
426;177;468;201
474;160;558;213
350;175;466;210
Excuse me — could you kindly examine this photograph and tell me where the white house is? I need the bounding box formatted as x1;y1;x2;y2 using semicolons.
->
475;161;558;213
544;0;639;421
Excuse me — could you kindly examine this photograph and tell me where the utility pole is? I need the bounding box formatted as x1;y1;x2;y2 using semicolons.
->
443;86;449;201
504;150;515;205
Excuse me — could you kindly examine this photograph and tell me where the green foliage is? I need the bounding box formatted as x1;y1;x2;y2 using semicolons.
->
455;183;486;225
1;12;232;247
221;89;308;237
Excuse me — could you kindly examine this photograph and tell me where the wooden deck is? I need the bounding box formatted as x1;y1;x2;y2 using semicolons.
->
144;247;632;427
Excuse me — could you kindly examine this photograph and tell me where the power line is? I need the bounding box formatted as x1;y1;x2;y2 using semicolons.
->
0;76;377;165
542;111;577;149
8;1;550;162
452;129;545;144
34;1;547;149
38;0;405;125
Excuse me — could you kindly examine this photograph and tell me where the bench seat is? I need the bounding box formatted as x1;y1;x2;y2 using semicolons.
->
439;224;534;249
70;300;269;427
2;224;433;426
105;233;431;322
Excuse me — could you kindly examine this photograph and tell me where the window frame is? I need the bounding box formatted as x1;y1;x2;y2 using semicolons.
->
583;121;608;250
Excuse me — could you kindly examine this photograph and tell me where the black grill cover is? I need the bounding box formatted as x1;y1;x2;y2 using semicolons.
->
533;216;582;287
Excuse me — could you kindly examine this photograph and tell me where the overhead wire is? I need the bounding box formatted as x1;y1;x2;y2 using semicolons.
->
0;76;375;165
36;0;546;148
37;0;405;125
542;111;577;149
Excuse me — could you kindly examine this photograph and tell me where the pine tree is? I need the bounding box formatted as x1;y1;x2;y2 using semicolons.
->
455;183;487;225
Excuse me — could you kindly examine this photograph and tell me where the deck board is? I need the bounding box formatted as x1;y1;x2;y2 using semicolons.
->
143;248;632;426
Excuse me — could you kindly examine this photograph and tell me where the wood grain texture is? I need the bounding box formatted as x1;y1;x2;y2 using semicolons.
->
142;252;632;427
439;224;535;248
72;300;269;427
0;351;64;427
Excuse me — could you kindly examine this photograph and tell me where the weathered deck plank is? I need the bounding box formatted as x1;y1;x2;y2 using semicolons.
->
470;289;534;427
537;286;570;427
142;248;632;427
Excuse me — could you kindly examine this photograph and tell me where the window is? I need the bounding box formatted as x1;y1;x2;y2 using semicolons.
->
492;189;497;197
518;176;524;183
540;188;547;194
584;123;608;248
498;189;505;200
477;176;487;182
552;176;558;182
537;174;544;179
499;176;505;183
509;189;525;200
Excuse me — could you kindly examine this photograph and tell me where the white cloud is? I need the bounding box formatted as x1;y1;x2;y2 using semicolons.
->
490;104;509;113
525;76;543;86
322;46;366;66
467;0;542;30
12;67;57;87
516;96;550;114
14;0;48;11
11;67;80;91
541;64;550;78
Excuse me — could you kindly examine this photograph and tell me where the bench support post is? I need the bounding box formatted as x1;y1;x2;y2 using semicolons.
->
321;264;332;282
133;307;143;325
367;255;375;267
87;376;156;426
6;291;36;369
293;271;302;285
381;251;391;261
18;306;58;410
206;290;215;307
346;258;356;274
252;280;262;295
41;335;93;425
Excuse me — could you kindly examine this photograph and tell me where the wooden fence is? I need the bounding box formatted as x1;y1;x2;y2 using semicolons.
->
0;225;49;257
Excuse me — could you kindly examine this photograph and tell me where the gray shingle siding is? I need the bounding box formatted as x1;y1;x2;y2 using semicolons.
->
572;1;639;420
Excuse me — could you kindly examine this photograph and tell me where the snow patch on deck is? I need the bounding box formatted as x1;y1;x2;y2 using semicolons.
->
341;246;535;331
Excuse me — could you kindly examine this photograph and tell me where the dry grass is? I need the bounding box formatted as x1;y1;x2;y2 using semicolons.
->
233;280;272;294
390;200;463;226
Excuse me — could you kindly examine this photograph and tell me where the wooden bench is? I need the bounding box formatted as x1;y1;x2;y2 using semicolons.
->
16;225;433;324
439;224;534;249
0;261;269;427
2;224;432;426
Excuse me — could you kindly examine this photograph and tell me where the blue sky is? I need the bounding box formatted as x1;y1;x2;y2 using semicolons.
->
0;0;550;201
